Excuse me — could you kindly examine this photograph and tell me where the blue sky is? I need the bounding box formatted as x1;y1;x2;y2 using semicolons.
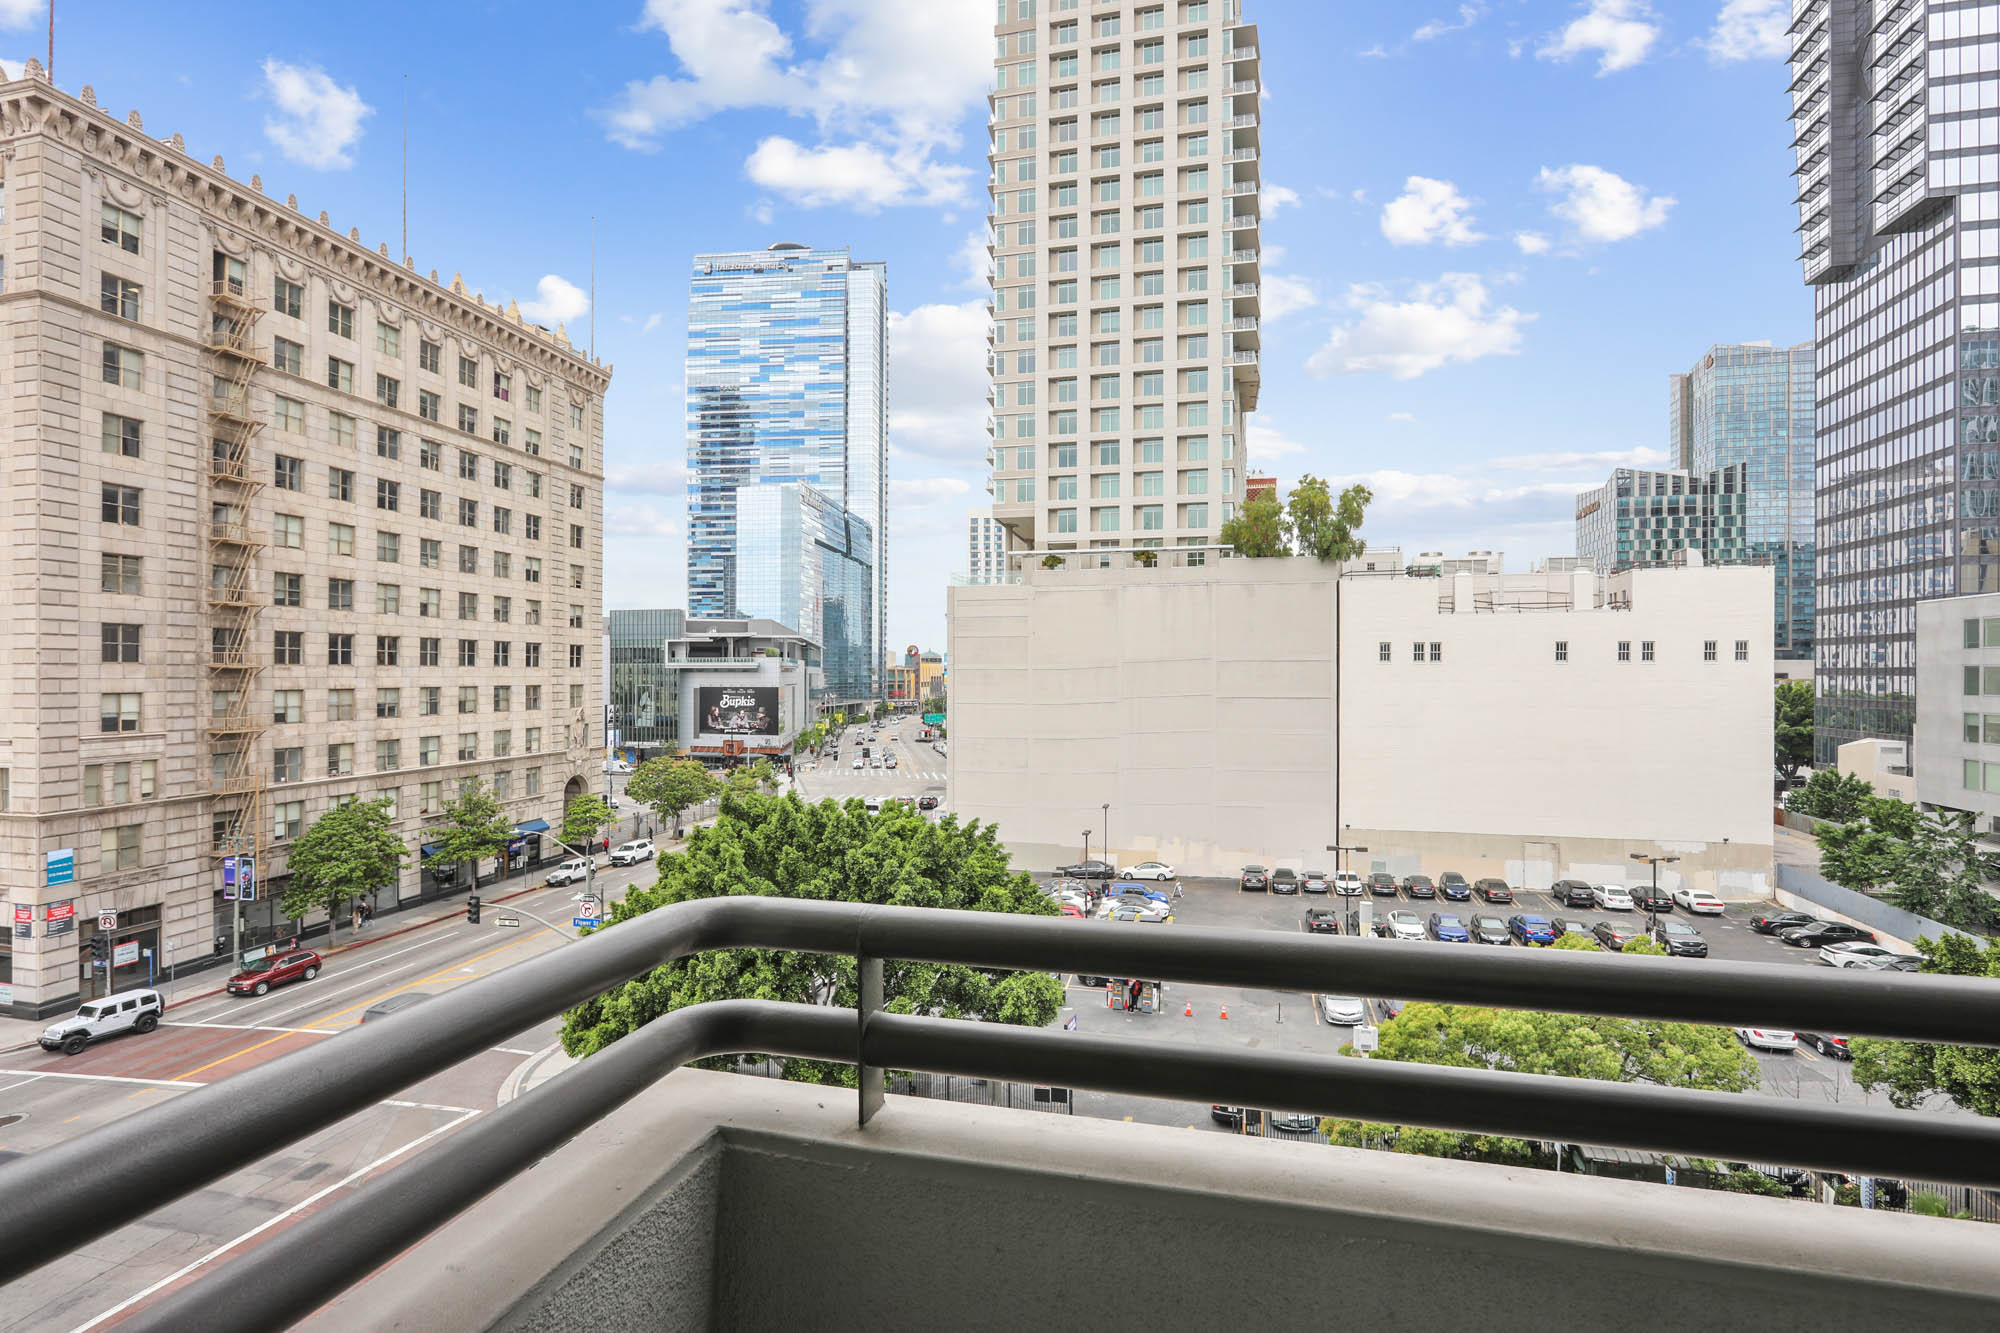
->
19;0;1805;650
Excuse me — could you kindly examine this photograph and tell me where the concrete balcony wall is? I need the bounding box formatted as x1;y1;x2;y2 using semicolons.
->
315;1068;2000;1332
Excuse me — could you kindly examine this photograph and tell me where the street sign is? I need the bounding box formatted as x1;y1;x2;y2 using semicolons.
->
572;917;599;930
45;849;75;887
495;915;521;928
1353;1024;1380;1053
98;911;118;931
577;899;599;919
13;905;32;940
113;939;140;967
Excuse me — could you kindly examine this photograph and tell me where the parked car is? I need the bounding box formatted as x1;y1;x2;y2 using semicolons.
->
1059;904;1086;919
545;856;596;887
1210;1105;1246;1129
1819;942;1900;969
1104;897;1172;923
1240;864;1271;892
1317;994;1367;1025
1779;922;1877;948
1735;1027;1799;1053
1795;1032;1852;1059
1630;884;1674;913
1333;871;1365;897
610;839;655;866
1376;910;1426;941
917;795;940;810
1365;872;1399;897
1270;868;1301;895
1858;954;1922;974
602;760;633;775
1305;908;1341;935
1401;874;1436;900
1437;872;1472;901
1269;1113;1320;1134
1552;918;1594;941
884;755;898;769
1671;887;1725;915
1112;882;1171;905
1426;913;1470;943
1653;919;1708;958
1590;919;1646;951
1120;861;1175;881
38;988;164;1055
1473;878;1514;904
1467;914;1512;945
1301;869;1331;894
1592;884;1636;912
851;757;863;770
228;949;322;997
1750;910;1816;935
1058;859;1118;880
1507;914;1557;945
1549;879;1596;909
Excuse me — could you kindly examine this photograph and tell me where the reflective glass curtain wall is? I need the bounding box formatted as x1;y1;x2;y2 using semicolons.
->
736;482;875;704
607;609;686;751
1792;2;2000;764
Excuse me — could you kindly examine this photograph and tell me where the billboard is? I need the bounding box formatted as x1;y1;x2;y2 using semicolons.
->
698;686;780;736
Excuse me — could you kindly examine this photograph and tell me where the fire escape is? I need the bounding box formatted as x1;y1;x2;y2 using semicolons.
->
206;269;268;876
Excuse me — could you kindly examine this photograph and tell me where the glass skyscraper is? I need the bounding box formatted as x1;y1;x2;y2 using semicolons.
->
686;244;887;698
1791;3;2000;764
1669;341;1817;661
607;608;686;755
736;484;876;704
1574;465;1749;575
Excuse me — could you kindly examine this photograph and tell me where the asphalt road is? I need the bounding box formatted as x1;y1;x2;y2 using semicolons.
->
793;716;948;810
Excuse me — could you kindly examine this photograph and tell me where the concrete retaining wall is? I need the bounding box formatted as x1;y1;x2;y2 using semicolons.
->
1772;864;1976;951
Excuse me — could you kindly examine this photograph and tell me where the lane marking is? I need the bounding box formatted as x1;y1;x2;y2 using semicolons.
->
0;1073;48;1094
167;1027;315;1084
166;1022;339;1036
65;1107;481;1333
0;1068;206;1088
175;938;449;1023
310;931;550;1028
490;1047;539;1056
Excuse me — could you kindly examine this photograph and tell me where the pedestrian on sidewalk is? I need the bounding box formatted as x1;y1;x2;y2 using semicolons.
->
351;902;363;932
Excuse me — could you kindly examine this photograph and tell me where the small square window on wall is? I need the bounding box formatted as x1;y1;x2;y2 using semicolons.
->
1735;640;1749;662
1618;641;1631;662
1377;641;1390;662
1411;641;1424;662
1704;640;1717;662
1641;641;1655;662
1429;642;1441;662
1968;618;1983;650
1554;640;1568;663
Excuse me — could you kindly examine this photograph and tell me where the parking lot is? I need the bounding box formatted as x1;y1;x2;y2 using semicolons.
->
1038;873;1926;1133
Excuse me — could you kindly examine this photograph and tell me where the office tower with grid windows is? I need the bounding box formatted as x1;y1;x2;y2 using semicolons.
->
0;69;609;1017
1668;341;1817;662
1575;467;1751;577
685;244;886;701
988;0;1259;568
967;507;1008;583
1791;2;2000;763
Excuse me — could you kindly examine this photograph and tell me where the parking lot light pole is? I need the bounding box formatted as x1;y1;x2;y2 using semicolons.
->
1630;852;1678;932
1101;804;1110;870
1328;843;1367;935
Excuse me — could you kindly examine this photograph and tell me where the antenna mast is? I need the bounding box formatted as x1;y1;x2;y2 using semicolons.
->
401;75;408;263
589;216;596;359
46;1;53;81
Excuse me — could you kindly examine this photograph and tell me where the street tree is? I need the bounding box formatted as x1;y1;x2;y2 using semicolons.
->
723;758;782;798
1850;935;2000;1115
423;779;514;891
626;756;719;837
560;786;1064;1084
1774;681;1813;780
1285;475;1373;563
562;793;617;854
282;796;407;943
1783;768;1873;822
1219;489;1288;557
1815;819;1898;892
1883;809;2000;932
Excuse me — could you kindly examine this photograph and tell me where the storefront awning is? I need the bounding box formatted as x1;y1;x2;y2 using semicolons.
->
514;818;551;834
420;843;442;857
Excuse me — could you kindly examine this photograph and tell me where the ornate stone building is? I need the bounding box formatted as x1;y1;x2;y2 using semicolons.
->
0;66;611;1016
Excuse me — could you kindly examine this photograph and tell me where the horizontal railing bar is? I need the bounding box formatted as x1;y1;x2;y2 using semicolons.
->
4;897;1998;1291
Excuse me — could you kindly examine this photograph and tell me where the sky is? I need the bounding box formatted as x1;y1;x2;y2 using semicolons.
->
16;0;1809;651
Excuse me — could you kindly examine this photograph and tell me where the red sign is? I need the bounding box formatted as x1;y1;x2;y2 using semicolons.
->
12;905;30;925
47;902;75;923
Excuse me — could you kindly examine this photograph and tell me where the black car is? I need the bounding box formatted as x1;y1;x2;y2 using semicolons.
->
1270;868;1301;895
1795;1032;1851;1059
1590;919;1646;951
1304;908;1341;935
1240;864;1270;891
1301;870;1331;894
1057;859;1116;880
1630;885;1674;913
1549;879;1596;909
1437;872;1472;901
1653;918;1708;957
1779;921;1877;948
1466;914;1511;945
1210;1104;1246;1128
917;794;939;810
1366;872;1399;897
1473;878;1514;904
1750;910;1816;935
1401;874;1436;900
1269;1113;1319;1133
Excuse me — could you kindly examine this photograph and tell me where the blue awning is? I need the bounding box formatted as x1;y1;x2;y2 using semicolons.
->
420;843;442;857
514;818;551;834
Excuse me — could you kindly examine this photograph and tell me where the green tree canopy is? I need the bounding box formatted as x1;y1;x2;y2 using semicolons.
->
559;787;1064;1084
1219;489;1287;557
1882;808;2000;932
282;796;408;940
626;756;718;835
1285;475;1372;563
1620;932;1667;956
1784;768;1873;822
1850;935;2000;1115
1548;931;1599;952
423;780;513;885
562;793;617;849
1815;819;1899;892
1774;680;1814;779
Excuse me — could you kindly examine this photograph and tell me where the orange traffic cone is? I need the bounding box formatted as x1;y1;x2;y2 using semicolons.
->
1184;1001;1193;1017
1219;1005;1229;1020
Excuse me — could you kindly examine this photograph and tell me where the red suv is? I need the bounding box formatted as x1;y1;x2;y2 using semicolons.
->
227;949;322;996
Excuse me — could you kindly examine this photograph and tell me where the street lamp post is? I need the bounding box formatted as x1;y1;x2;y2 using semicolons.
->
1328;842;1368;935
1101;803;1110;871
1629;852;1679;934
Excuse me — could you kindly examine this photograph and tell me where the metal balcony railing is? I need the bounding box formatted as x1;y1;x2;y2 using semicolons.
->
5;898;2000;1333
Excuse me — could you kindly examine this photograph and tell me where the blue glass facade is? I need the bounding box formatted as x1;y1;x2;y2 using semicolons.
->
736;483;875;704
1670;342;1817;661
685;244;887;698
607;608;686;752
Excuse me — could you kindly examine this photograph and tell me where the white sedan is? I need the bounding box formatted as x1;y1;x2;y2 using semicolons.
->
1670;887;1724;915
1119;861;1175;881
1735;1027;1799;1052
1819;942;1901;969
1380;910;1426;941
1592;884;1635;912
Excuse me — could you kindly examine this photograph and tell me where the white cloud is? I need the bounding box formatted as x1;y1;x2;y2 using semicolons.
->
1513;230;1552;255
1260;273;1318;321
1248;418;1310;461
0;1;38;29
1537;164;1675;242
0;56;24;80
1260;183;1301;215
1358;44;1390;59
1414;4;1482;41
744;135;971;210
1485;446;1670;472
1307;274;1533;381
954;229;991;290
605;461;688;495
1387;412;1419;424
888;301;991;464
891;477;973;506
605;502;681;540
1537;0;1661;75
641;313;664;334
260;59;372;170
1379;176;1484;248
1704;0;1789;63
517;274;591;325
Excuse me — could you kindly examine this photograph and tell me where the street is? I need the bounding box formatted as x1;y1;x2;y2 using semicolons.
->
793;714;948;811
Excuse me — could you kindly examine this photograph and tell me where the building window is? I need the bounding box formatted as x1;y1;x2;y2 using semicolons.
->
273;455;303;491
100;623;141;663
274;277;303;318
274;396;305;433
98;691;140;733
569;524;584;549
458;733;478;762
458;354;479;388
329;522;356;557
1429;642;1442;663
526;766;541;796
459;684;479;715
328;633;354;666
421;684;441;714
1640;641;1655;663
420;736;441;766
377;375;400;409
1377;641;1390;662
270;746;304;784
100;484;143;527
328;299;354;339
1617;641;1631;662
420;638;441;667
273;630;302;665
329;689;356;721
100;273;141;320
525;643;542;668
102;343;143;389
1734;640;1749;662
376;635;400;666
99;823;143;873
459;498;479;527
1967;759;1982;791
458;591;479;620
377;739;401;772
419;338;441;374
459;639;479;667
1554;640;1568;663
328;577;354;610
83;760;156;807
102;413;143;458
101;203;142;253
458;404;479;433
1703;640;1717;662
327;743;355;777
101;554;142;594
272;336;303;375
421;538;442;569
1411;641;1424;663
327;356;355;393
376;321;401;357
273;801;305;841
568;643;585;669
419;390;442;423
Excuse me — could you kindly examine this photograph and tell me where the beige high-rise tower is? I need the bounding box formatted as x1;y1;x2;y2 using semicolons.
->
0;68;611;1016
987;0;1259;571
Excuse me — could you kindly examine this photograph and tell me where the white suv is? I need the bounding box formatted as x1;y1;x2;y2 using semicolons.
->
611;839;656;866
545;856;596;887
40;988;164;1055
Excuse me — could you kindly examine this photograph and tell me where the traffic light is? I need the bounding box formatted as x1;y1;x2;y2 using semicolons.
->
466;895;481;925
90;935;110;968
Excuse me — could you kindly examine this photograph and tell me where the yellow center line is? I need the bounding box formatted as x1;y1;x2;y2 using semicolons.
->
169;1028;306;1083
311;930;551;1028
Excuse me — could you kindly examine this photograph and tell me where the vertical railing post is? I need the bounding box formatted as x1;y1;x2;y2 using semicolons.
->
858;953;883;1125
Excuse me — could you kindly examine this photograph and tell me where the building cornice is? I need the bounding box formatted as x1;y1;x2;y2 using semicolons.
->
0;68;612;397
